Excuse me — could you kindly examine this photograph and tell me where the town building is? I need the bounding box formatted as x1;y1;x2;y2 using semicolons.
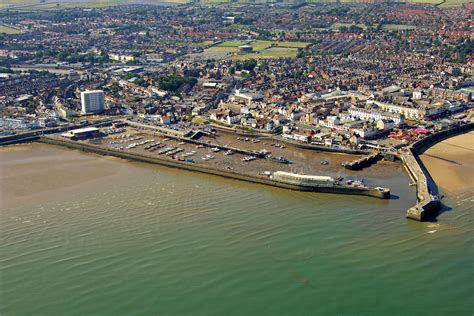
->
81;90;105;114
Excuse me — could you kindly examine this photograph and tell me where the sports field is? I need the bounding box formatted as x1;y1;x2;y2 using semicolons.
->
203;40;309;60
0;25;21;34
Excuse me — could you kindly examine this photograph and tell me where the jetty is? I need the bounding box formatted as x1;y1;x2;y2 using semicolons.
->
342;152;381;170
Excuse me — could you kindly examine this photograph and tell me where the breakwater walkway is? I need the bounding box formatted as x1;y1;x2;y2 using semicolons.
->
402;122;474;221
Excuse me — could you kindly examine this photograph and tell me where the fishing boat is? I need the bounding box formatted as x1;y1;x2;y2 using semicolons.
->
243;156;256;162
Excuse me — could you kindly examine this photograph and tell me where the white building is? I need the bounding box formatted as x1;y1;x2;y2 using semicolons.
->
348;107;405;125
81;90;105;114
367;100;427;120
109;54;136;63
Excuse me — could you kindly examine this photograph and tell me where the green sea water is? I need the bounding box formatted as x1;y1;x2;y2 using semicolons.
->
1;144;473;315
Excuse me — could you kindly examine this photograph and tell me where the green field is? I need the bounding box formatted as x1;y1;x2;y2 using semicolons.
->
219;41;245;47
229;47;299;60
0;25;21;34
0;0;188;10
206;45;240;53
0;0;127;10
0;0;469;10
204;40;309;60
0;0;37;8
382;24;416;31
438;0;470;7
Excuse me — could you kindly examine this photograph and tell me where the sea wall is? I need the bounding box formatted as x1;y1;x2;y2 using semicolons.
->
402;122;474;221
0;134;41;145
210;123;370;155
0;120;113;146
276;139;371;155
411;122;474;154
39;136;389;199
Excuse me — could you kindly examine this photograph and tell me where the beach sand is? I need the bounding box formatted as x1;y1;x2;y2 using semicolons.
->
420;131;474;196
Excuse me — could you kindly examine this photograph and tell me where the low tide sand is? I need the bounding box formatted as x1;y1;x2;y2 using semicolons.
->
420;131;474;196
0;143;130;209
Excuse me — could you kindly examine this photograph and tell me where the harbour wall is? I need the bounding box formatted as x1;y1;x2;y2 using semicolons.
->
210;124;371;155
402;122;474;221
410;122;474;155
39;136;390;199
0;120;113;146
401;150;441;221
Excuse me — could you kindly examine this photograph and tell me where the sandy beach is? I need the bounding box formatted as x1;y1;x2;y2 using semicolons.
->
420;131;474;196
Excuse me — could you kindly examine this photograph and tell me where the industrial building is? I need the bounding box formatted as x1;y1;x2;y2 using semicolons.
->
61;127;102;140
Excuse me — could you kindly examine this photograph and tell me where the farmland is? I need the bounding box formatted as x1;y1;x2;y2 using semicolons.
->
0;0;188;11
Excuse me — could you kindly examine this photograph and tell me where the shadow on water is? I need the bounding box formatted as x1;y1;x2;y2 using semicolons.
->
423;204;453;223
389;194;400;200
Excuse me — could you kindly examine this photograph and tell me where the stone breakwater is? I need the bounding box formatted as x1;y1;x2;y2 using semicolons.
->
343;152;381;170
402;122;474;221
39;136;390;199
401;150;441;221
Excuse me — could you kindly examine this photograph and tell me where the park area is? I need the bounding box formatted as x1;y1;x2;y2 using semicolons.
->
203;40;310;60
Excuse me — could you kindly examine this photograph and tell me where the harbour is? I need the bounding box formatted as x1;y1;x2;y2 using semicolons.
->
1;139;472;315
39;135;391;199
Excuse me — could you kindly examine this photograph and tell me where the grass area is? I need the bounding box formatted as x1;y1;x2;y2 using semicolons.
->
3;0;468;9
229;47;299;60
1;1;128;11
0;0;37;8
0;0;189;11
0;25;21;34
331;23;369;30
219;41;245;47
206;46;239;54
382;24;416;31
205;40;309;60
438;0;470;7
